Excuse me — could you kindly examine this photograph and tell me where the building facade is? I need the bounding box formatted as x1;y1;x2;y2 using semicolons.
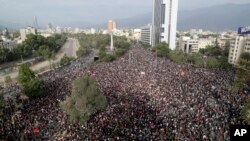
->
20;27;37;41
152;0;179;49
140;25;153;46
179;36;214;54
228;35;250;65
107;20;117;33
0;41;17;51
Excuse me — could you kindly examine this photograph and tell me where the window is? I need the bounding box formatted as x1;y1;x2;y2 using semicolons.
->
161;4;166;24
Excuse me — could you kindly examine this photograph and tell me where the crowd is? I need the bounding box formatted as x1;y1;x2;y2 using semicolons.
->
0;47;246;140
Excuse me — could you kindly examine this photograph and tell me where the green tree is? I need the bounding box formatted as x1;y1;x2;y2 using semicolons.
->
39;45;55;69
187;53;204;67
241;100;250;124
169;50;186;64
240;52;250;62
155;42;171;58
17;64;45;98
187;53;202;64
218;56;232;69
76;45;88;58
102;54;116;62
60;76;107;124
99;46;107;59
223;41;230;57
0;34;66;63
60;54;72;66
199;48;206;55
206;46;222;56
205;58;220;68
17;64;35;84
115;48;127;57
238;59;248;67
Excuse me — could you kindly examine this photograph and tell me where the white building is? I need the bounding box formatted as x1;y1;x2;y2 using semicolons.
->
179;37;199;54
152;0;179;49
90;28;96;34
179;36;214;54
199;39;214;49
140;25;153;45
228;35;250;65
20;27;37;41
132;29;141;41
0;41;17;51
56;26;62;34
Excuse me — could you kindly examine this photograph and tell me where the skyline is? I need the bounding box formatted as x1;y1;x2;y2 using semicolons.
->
0;0;248;24
0;0;249;29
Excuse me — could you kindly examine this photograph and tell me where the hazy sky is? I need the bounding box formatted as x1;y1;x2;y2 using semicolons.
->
0;0;249;26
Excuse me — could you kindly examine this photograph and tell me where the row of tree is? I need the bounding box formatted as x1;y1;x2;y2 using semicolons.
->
71;33;131;60
153;42;231;69
0;34;67;64
98;36;131;62
70;34;110;58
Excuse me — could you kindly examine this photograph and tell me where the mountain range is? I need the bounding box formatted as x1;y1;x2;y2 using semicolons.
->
0;3;249;31
177;3;250;31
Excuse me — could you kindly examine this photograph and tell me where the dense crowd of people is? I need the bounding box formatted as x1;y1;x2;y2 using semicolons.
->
0;47;247;140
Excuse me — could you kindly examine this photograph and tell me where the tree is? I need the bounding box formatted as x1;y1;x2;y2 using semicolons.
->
223;41;230;57
17;64;35;84
240;52;250;62
206;46;222;56
199;48;206;55
238;59;248;67
39;45;55;69
205;58;220;68
115;48;127;57
102;54;116;62
0;34;66;63
187;53;202;64
241;100;250;124
219;56;232;69
17;64;45;98
60;76;107;124
60;54;72;66
155;42;171;58
99;46;106;59
169;50;186;64
76;46;88;58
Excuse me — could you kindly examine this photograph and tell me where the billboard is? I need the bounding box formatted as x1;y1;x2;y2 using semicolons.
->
238;27;250;35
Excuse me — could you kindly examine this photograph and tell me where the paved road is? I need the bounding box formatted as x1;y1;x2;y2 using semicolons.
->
0;38;80;83
61;38;79;58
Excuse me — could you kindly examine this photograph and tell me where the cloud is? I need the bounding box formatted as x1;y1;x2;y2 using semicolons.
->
0;0;249;26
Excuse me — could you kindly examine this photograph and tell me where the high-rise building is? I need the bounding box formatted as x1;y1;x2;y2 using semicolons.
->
228;27;250;65
152;0;179;50
140;25;153;45
107;20;117;33
228;35;250;65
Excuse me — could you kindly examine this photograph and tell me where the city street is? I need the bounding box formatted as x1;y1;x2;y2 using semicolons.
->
0;38;80;83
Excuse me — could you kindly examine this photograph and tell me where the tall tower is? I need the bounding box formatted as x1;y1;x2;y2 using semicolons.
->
152;0;179;50
107;20;117;33
110;32;114;51
33;16;39;29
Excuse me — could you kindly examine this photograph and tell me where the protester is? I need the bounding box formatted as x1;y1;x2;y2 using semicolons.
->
0;47;245;140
